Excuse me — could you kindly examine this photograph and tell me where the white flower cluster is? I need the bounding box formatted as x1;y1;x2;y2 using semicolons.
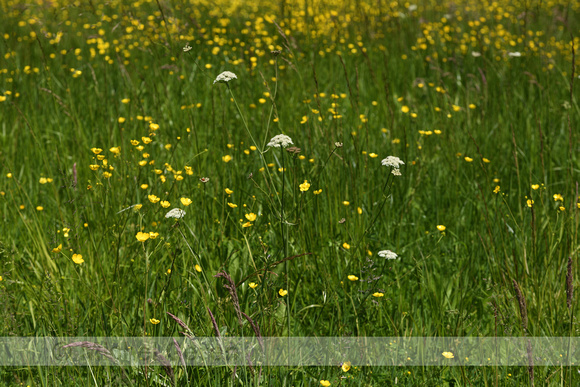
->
165;208;186;219
183;44;192;52
267;134;294;148
213;71;237;84
381;156;405;168
378;250;398;260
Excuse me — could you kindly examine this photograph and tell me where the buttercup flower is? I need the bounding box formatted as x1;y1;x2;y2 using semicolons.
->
378;250;398;260
150;318;160;325
347;275;359;281
72;254;84;264
381;156;405;168
213;71;237;84
136;232;150;242
267;134;294;148
442;352;454;359
165;208;186;219
341;361;351;372
299;180;311;192
279;288;288;296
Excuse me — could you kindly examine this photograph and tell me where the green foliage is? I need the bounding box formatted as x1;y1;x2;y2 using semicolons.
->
0;0;579;384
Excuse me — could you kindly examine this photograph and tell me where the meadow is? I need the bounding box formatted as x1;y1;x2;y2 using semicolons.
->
0;0;579;385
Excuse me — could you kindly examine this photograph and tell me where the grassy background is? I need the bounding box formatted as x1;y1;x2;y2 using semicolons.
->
0;0;579;385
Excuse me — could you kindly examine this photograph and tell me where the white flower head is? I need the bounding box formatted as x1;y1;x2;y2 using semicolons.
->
378;250;398;260
392;168;402;176
213;71;237;84
471;51;481;57
267;134;294;148
165;208;186;219
183;44;192;52
381;156;405;169
508;51;522;57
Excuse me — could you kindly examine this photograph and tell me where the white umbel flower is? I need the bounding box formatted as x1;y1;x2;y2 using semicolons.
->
267;134;294;148
213;71;237;84
381;156;405;168
378;250;398;260
165;208;186;219
392;168;402;176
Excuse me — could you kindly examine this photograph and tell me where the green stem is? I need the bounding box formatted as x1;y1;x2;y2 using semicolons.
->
227;84;282;209
281;149;290;337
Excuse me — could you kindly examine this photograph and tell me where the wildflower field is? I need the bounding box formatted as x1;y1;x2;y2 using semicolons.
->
1;0;580;384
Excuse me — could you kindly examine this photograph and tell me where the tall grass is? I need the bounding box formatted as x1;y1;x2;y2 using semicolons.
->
0;0;579;384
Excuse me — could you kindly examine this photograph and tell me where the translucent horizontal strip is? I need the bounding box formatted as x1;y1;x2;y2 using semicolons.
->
1;337;577;366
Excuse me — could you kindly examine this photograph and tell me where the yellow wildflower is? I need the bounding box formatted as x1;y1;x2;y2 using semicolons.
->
136;232;150;242
341;361;351;372
72;254;84;264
